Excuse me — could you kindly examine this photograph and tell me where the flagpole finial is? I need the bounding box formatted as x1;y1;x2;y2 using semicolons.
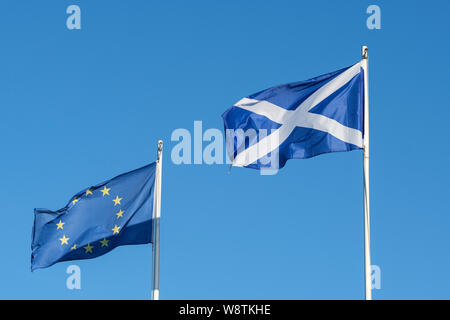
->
362;46;368;59
157;140;163;161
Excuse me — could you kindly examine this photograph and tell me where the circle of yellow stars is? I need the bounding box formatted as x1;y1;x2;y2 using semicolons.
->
55;185;126;255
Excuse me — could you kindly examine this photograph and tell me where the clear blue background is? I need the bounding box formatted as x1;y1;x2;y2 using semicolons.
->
0;0;449;299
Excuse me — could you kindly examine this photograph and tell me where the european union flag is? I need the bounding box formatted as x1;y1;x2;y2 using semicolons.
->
31;163;156;271
222;62;364;170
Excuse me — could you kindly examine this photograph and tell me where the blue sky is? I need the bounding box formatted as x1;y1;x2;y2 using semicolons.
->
0;0;449;299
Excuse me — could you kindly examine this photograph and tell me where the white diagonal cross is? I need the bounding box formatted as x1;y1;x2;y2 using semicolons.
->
232;62;363;167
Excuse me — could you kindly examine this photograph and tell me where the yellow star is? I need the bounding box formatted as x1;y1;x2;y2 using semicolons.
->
100;238;109;247
112;196;122;206
72;197;79;205
112;225;120;235
59;235;69;245
84;243;93;253
86;189;93;196
100;186;110;196
70;244;77;250
116;209;124;219
56;220;65;230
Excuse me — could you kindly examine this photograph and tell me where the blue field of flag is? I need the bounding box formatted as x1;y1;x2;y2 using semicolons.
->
31;163;156;271
222;62;365;170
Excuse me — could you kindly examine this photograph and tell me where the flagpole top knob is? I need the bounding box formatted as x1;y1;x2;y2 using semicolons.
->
362;46;368;59
156;140;163;162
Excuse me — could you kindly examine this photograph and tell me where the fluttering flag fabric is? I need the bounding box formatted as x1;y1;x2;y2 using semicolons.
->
31;163;156;271
222;62;364;170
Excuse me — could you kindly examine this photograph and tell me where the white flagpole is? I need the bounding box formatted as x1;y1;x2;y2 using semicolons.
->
361;46;372;300
152;140;163;300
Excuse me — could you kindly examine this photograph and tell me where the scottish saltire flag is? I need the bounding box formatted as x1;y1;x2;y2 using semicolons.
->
31;163;156;271
222;62;364;170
